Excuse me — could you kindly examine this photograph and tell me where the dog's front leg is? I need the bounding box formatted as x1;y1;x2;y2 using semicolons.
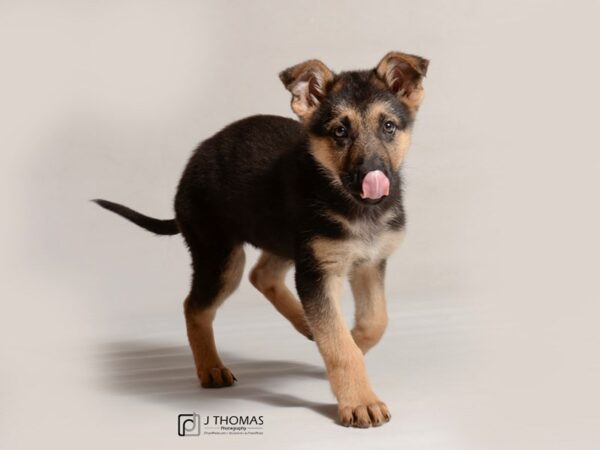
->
349;260;388;354
296;254;391;428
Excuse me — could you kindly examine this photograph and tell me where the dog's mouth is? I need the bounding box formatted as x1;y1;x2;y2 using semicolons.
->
344;170;391;205
360;170;390;200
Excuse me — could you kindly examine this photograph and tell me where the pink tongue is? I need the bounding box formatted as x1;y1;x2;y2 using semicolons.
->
361;170;390;200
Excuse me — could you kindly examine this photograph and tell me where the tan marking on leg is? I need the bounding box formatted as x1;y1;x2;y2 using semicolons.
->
184;301;236;387
306;230;403;425
184;245;245;388
249;252;312;339
349;262;388;353
311;237;356;275
306;274;390;427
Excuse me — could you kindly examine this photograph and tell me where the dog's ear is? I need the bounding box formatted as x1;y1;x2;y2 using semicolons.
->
279;59;334;121
375;51;429;111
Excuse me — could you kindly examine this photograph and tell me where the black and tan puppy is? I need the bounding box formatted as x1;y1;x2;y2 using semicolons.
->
95;51;428;428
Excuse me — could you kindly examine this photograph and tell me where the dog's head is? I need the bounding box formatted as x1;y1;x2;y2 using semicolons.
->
280;52;428;204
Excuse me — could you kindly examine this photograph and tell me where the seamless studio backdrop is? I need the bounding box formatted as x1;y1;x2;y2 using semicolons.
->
1;1;599;449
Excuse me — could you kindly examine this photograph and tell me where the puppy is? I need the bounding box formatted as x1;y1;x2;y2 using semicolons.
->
95;51;428;428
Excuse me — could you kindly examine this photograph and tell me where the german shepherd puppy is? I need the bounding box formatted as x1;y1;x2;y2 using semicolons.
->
95;51;428;428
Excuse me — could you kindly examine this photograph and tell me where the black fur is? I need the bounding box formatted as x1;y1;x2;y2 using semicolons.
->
94;52;427;427
92;199;179;235
96;74;407;312
93;53;429;425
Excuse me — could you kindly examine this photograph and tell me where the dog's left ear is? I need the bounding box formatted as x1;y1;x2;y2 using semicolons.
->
279;59;334;121
375;52;429;111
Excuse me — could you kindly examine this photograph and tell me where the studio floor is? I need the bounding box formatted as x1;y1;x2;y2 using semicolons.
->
4;253;486;449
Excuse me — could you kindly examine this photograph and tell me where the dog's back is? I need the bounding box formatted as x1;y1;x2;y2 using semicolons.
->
175;114;307;258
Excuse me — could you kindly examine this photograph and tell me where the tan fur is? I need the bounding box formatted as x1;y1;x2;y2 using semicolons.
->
184;245;245;388
326;208;395;237
391;130;412;170
311;228;405;275
309;136;346;184
403;85;426;112
309;101;413;181
308;219;404;421
365;102;413;170
335;104;362;125
375;51;428;112
308;105;360;179
331;78;345;93
280;59;334;122
249;251;312;339
349;263;388;353
307;273;390;427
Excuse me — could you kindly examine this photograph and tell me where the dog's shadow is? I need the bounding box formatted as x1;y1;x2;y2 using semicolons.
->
97;341;337;421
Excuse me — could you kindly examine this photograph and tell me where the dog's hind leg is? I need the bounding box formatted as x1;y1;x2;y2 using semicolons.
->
249;251;312;339
184;241;245;388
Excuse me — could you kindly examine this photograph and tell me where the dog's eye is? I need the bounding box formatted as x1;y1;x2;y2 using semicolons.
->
383;121;396;134
333;126;348;138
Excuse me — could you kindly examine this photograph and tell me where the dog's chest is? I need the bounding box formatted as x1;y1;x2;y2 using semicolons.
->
345;219;404;263
312;215;405;274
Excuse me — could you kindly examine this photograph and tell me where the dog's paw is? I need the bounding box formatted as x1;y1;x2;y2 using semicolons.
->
198;367;237;388
338;401;391;428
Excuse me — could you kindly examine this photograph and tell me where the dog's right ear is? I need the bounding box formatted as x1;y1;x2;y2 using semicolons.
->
375;52;429;112
279;60;334;121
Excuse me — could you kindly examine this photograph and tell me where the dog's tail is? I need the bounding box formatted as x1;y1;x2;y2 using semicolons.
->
92;199;180;235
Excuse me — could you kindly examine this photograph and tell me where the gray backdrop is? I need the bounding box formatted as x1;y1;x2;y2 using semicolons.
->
1;1;599;449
